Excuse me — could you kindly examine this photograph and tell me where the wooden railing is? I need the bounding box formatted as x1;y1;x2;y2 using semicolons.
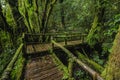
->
23;32;87;45
51;40;104;80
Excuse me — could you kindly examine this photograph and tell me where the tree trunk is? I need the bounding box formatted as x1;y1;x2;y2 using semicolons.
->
0;3;14;45
102;25;120;80
59;0;65;30
68;59;74;79
41;0;57;42
87;0;105;46
0;3;13;34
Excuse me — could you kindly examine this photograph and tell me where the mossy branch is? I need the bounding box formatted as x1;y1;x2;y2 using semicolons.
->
44;0;57;30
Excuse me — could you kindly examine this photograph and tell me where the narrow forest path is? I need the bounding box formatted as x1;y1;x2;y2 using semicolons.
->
24;54;63;80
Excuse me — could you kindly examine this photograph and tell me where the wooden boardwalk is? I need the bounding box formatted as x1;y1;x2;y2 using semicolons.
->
0;33;87;80
26;40;82;54
23;33;86;80
24;54;63;80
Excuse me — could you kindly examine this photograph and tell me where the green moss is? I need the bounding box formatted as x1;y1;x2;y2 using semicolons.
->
5;3;17;29
0;31;14;76
50;50;69;79
18;0;32;32
18;0;41;33
87;15;98;46
10;52;25;80
102;26;120;80
76;51;104;73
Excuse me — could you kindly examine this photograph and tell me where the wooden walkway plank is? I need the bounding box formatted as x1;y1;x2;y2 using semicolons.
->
26;40;82;54
24;54;63;80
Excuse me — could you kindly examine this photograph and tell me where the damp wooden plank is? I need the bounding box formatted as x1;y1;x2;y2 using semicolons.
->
24;54;63;80
26;40;82;54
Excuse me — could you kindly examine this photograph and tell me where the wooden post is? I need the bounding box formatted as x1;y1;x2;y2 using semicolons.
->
81;35;84;43
68;59;74;79
65;33;67;45
51;36;54;49
71;34;72;40
65;37;67;45
22;33;26;56
83;35;84;43
79;34;81;41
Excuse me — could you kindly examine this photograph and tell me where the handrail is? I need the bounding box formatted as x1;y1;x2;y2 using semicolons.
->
24;32;87;43
0;43;23;80
24;32;84;35
24;33;87;37
51;40;103;80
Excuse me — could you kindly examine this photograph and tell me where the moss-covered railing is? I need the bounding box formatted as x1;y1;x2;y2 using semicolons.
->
50;51;70;79
51;40;104;80
75;51;104;73
0;44;24;80
24;32;87;44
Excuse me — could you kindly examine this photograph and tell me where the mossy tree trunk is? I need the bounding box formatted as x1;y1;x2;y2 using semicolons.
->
87;0;105;46
41;0;57;42
18;0;57;42
5;0;27;45
102;26;120;80
59;0;65;30
18;0;40;33
0;2;14;46
0;3;13;34
7;0;27;32
1;0;57;43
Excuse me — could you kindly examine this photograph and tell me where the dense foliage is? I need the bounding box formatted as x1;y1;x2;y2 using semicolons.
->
0;0;120;80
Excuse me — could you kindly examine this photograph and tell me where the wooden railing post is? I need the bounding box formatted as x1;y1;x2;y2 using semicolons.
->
65;38;67;45
83;35;85;43
68;59;74;79
70;35;72;41
65;33;67;45
81;34;84;43
51;36;54;49
22;33;26;56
